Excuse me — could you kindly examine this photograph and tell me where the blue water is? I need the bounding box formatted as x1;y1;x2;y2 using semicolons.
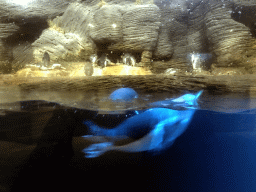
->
3;89;256;192
145;108;256;192
78;89;256;191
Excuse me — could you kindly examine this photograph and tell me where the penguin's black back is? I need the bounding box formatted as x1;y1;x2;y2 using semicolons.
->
42;51;50;67
123;53;133;66
98;54;107;68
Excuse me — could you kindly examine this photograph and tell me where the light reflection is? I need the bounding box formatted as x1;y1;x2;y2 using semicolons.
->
8;0;35;6
189;53;212;72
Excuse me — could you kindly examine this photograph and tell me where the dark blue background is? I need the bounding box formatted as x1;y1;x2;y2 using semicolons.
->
141;109;256;191
8;104;256;192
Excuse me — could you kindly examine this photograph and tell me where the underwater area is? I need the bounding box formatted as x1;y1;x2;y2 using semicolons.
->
1;0;256;192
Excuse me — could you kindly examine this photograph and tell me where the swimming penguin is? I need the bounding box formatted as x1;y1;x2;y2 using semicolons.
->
84;62;94;76
82;107;197;158
122;53;136;67
98;53;111;68
81;90;203;158
42;51;50;67
149;90;203;109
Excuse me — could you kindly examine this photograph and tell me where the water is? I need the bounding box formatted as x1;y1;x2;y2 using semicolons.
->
1;90;256;191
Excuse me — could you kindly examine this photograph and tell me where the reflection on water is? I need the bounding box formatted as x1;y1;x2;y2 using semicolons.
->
15;90;256;113
0;86;254;113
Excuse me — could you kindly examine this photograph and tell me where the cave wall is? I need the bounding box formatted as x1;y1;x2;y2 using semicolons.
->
0;0;256;73
0;0;74;73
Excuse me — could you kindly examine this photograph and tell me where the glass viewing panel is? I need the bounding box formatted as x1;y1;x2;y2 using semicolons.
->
1;0;256;191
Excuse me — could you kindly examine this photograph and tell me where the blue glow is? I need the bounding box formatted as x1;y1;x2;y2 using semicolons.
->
81;90;203;158
82;142;113;158
82;108;196;157
149;109;195;151
108;88;138;101
150;90;203;108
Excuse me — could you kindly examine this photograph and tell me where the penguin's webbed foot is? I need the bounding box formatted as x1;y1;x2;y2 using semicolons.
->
83;120;106;136
82;142;113;158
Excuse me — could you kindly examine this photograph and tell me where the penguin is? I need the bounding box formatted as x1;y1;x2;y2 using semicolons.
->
109;88;138;101
149;90;203;109
122;53;136;67
84;62;94;76
89;54;98;67
81;90;203;158
97;53;111;68
42;51;50;67
82;107;197;158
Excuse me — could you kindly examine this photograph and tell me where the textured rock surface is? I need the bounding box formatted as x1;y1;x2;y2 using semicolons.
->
12;43;34;71
205;1;252;67
88;3;161;52
32;29;89;63
0;0;256;73
89;5;123;44
0;0;72;23
141;51;153;66
0;23;19;72
121;4;161;51
55;2;92;40
0;0;73;72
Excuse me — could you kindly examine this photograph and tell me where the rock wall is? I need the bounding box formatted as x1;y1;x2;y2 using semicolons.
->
0;0;73;73
121;5;161;51
32;29;89;63
88;3;161;52
0;0;256;73
89;5;123;44
0;23;19;72
205;0;252;68
0;0;72;23
47;2;161;64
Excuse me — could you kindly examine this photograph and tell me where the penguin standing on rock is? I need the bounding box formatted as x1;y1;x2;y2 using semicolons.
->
84;62;94;76
90;54;98;67
98;53;111;68
84;54;97;76
122;53;136;67
42;51;50;68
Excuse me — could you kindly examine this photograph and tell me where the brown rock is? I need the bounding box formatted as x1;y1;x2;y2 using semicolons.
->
141;51;152;67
